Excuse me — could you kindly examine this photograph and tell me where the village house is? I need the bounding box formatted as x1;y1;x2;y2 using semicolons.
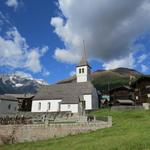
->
4;94;34;111
31;48;99;113
0;95;18;113
131;76;150;105
109;85;134;106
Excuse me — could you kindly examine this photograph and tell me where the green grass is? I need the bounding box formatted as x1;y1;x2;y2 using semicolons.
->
1;109;150;150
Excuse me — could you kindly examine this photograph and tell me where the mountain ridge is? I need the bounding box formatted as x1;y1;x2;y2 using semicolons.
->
0;74;48;94
0;68;146;94
57;67;144;92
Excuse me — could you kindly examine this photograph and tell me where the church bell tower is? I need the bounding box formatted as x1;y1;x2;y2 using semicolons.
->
76;41;91;83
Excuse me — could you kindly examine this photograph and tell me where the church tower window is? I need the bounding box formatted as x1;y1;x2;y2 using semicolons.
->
82;68;84;73
79;68;82;74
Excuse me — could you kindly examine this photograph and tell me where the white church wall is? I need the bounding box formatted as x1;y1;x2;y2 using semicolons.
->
0;100;17;113
60;104;78;113
83;95;92;110
31;99;62;112
76;66;90;83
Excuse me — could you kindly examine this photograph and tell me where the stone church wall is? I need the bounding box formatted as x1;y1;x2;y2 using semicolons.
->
0;117;112;144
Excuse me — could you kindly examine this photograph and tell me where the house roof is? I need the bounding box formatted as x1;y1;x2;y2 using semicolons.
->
4;94;34;99
109;85;133;93
33;82;95;104
0;95;18;101
131;75;150;87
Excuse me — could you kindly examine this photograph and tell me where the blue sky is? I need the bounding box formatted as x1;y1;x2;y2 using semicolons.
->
0;0;150;84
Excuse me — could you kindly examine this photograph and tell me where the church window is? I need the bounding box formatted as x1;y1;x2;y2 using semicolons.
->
38;102;41;110
82;68;84;73
8;104;11;110
48;102;51;110
14;107;17;111
68;104;71;109
79;68;82;74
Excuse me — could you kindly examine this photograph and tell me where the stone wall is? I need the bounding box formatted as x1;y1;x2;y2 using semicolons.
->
0;117;112;144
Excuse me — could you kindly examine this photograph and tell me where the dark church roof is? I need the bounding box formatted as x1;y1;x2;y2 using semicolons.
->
33;82;95;104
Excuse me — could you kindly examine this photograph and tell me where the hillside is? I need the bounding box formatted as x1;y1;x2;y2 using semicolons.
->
0;74;47;94
57;67;143;92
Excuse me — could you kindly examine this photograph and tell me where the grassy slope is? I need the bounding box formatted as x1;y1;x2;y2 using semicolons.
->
92;76;130;91
1;109;150;150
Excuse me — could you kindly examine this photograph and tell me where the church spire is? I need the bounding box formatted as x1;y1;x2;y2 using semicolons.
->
76;41;91;83
77;40;91;68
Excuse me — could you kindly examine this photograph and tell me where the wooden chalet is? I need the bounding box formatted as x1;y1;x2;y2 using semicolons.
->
131;76;150;105
109;86;134;106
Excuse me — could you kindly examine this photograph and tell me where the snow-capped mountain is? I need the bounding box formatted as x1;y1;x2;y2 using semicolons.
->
0;74;48;94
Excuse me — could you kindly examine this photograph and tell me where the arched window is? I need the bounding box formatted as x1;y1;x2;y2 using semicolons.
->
79;68;82;73
68;104;71;109
82;68;84;73
8;104;11;110
14;107;17;111
38;102;41;110
48;102;51;110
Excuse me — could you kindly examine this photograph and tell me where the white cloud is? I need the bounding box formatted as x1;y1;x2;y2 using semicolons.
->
0;27;48;73
25;50;42;72
138;54;147;63
141;64;148;72
54;48;80;64
103;54;135;70
0;12;12;28
5;0;19;9
51;0;150;68
42;69;50;76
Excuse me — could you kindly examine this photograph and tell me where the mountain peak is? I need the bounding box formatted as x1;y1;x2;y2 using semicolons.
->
0;74;48;94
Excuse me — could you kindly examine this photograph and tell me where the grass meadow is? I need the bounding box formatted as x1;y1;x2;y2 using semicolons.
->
0;109;150;150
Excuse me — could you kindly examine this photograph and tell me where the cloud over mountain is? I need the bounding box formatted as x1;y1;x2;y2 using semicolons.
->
51;0;150;69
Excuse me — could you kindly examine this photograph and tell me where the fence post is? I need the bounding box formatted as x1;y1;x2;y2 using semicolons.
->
107;116;112;127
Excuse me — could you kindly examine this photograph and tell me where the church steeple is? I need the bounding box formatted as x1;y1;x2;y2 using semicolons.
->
76;41;91;83
77;40;91;68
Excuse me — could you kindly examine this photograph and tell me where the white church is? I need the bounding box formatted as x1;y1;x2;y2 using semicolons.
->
31;48;99;113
